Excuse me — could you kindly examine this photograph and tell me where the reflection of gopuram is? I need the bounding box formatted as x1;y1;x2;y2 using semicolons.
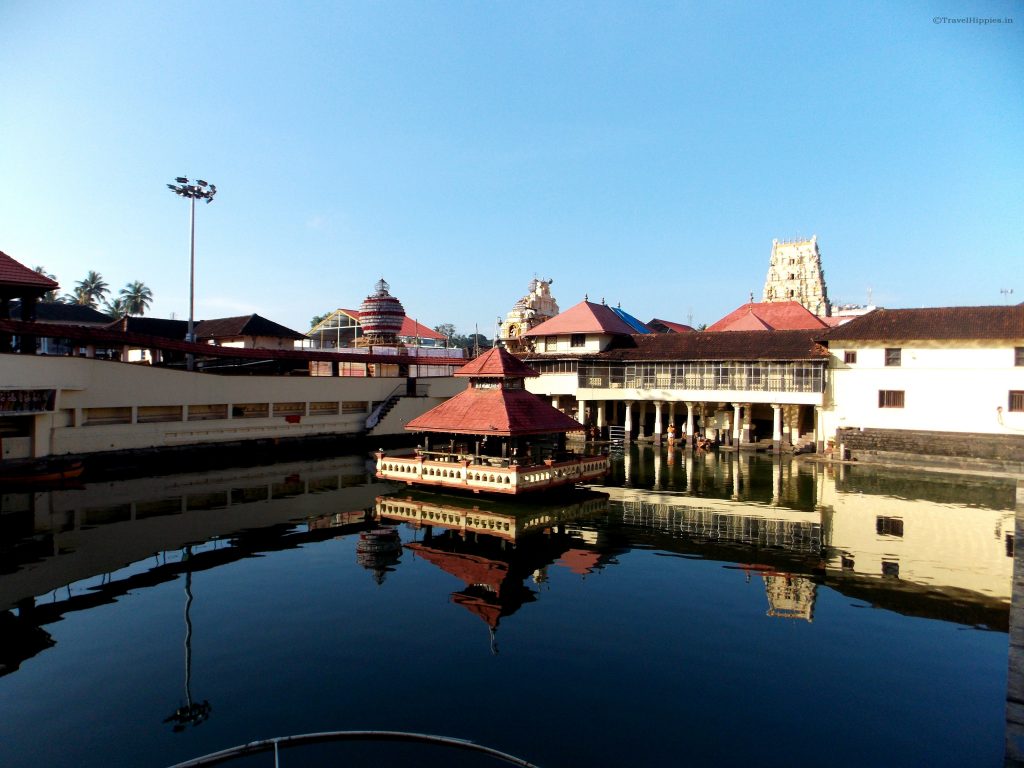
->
762;572;816;622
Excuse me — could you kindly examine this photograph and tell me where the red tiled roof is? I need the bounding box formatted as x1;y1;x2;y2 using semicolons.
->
406;386;583;436
647;318;696;334
400;317;445;340
456;346;538;378
707;301;829;332
523;300;638;337
824;305;1024;341
565;329;831;362
0;252;59;290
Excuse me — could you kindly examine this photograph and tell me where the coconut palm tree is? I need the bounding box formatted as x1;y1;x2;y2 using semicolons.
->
119;280;153;316
104;296;129;319
69;271;109;308
32;266;61;303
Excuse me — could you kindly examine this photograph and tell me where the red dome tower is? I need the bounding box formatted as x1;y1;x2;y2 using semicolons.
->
359;278;405;345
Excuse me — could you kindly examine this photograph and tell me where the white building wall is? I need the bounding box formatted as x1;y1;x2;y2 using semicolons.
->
1;356;464;457
825;341;1024;437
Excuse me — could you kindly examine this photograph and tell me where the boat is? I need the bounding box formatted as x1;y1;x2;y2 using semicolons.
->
375;347;609;495
0;458;84;486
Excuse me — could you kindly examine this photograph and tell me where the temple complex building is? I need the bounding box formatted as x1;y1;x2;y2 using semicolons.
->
762;236;831;317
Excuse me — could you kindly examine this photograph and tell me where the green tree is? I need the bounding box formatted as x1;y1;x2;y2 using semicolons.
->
104;296;130;318
433;323;456;341
67;271;109;308
119;280;153;316
310;312;331;329
32;266;61;303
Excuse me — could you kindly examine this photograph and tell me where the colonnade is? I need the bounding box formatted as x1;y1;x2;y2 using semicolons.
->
559;397;825;453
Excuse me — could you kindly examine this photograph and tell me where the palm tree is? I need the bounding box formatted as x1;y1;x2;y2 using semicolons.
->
70;271;109;308
32;266;61;303
119;280;153;316
104;296;129;319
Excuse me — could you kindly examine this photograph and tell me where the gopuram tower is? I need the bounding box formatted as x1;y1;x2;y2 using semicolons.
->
762;235;831;317
499;278;559;352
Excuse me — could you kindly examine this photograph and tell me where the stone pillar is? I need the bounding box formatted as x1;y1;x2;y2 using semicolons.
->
668;402;676;435
1006;482;1024;765
596;401;606;430
732;403;742;446
653;401;664;445
815;406;824;453
577;399;586;426
685;402;695;446
637;402;648;440
742;404;752;445
789;405;800;445
772;404;782;454
624;401;634;443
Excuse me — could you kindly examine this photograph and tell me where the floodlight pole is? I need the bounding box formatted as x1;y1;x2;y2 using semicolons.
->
167;177;216;371
189;194;196;352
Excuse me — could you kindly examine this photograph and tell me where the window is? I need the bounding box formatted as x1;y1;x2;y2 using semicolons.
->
1010;391;1024;412
885;348;901;366
544;335;557;352
878;390;905;408
876;517;904;537
570;333;585;348
844;350;857;364
1016;347;1024;366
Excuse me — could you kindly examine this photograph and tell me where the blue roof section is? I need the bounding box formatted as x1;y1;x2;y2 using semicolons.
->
611;306;652;334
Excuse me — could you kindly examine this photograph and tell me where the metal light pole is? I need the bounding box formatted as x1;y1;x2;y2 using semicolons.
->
167;176;217;371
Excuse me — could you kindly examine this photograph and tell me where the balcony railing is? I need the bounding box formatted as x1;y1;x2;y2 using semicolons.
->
577;362;826;393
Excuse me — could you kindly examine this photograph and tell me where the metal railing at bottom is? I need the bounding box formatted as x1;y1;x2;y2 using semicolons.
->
167;730;542;767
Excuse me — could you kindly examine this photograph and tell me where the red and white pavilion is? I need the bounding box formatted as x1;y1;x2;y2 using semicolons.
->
375;346;609;494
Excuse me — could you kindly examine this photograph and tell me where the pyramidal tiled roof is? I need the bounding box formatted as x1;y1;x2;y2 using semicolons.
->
0;251;59;290
456;346;538;378
707;301;829;332
523;300;638;337
406;387;583;436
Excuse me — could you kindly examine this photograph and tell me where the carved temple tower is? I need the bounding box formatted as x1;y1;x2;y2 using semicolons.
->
499;278;559;352
762;236;831;317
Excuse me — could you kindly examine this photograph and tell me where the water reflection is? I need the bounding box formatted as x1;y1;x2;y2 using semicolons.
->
0;447;1018;766
375;490;613;653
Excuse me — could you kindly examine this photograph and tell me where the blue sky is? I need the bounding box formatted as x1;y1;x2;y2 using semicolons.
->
1;1;1021;335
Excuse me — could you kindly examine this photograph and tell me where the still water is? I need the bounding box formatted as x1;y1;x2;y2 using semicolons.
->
0;446;1019;767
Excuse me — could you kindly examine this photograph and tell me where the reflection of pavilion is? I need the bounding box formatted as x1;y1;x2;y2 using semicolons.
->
375;489;609;543
377;490;614;651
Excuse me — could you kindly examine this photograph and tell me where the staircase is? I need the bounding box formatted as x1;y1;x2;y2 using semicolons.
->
366;388;405;432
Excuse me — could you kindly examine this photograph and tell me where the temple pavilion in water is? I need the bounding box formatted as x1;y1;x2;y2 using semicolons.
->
375;346;609;494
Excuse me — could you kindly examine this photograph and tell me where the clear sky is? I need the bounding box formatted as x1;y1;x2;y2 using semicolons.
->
1;1;1021;335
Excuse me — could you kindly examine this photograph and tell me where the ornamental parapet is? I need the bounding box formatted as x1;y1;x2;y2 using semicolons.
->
375;451;609;494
